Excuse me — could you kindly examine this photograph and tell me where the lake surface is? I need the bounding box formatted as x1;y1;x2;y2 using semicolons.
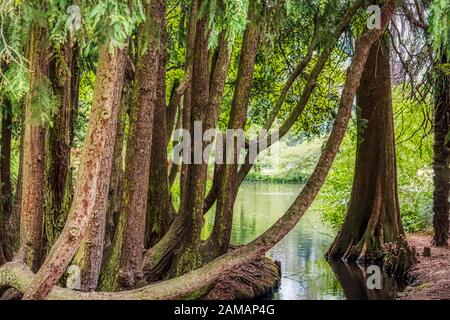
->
203;183;401;300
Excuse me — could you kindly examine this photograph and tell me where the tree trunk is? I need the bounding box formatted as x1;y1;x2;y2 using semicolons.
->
71;49;127;292
146;1;173;248
178;0;197;213
102;0;163;289
206;8;260;258
21;43;127;300
44;41;79;251
1;99;13;219
432;54;450;247
171;8;210;276
327;37;404;263
20;23;49;272
104;59;132;253
170;4;233;276
1;99;13;264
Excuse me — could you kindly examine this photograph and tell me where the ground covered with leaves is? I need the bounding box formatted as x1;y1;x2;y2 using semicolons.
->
398;234;450;300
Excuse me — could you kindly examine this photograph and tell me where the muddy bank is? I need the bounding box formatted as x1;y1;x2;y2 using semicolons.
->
205;255;281;300
397;234;450;300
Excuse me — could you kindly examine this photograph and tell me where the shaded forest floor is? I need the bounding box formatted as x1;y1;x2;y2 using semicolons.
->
398;234;450;300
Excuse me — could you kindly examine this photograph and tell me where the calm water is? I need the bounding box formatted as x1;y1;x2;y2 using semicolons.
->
203;183;401;300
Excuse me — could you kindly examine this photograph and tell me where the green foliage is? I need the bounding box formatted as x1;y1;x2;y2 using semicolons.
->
83;0;145;54
316;121;356;230
73;66;96;147
202;0;250;49
1;63;28;105
30;76;60;126
0;0;28;107
246;135;323;183
430;0;450;57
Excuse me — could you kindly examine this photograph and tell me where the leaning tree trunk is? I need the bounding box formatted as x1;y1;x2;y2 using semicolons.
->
104;59;132;253
21;42;128;300
101;0;163;290
432;53;450;247
20;22;49;272
206;9;260;258
171;4;212;276
71;48;127;292
44;41;79;251
327;37;404;263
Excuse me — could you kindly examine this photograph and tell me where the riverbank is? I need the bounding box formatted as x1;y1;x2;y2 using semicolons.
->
398;234;450;300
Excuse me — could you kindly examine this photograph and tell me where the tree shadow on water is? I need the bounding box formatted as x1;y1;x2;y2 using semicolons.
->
328;261;400;300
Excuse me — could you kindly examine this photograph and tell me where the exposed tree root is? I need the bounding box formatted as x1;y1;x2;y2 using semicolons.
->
205;256;281;300
328;235;418;280
382;235;418;280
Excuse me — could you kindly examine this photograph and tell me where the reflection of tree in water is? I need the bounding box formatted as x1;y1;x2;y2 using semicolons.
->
328;261;400;300
282;257;343;299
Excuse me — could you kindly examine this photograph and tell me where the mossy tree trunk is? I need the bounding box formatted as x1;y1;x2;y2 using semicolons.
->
327;37;404;263
44;41;79;251
170;5;231;276
104;60;132;254
20;22;49;272
205;8;260;258
101;0;163;290
171;4;210;276
432;53;450;247
146;1;173;248
21;42;127;300
72;49;127;292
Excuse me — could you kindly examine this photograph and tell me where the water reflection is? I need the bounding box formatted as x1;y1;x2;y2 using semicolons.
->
202;183;399;300
328;261;400;300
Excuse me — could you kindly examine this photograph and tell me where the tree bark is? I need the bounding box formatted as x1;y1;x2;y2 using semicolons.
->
146;1;173;248
206;8;260;258
1;99;13;219
44;41;79;251
1;99;13;264
20;23;49;272
170;15;231;277
179;0;197;212
72;49;127;292
171;7;210;276
104;58;132;253
432;53;450;247
21;43;127;300
102;0;163;289
327;36;404;262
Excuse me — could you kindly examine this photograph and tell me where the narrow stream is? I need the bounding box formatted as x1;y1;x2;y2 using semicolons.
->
203;183;402;300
